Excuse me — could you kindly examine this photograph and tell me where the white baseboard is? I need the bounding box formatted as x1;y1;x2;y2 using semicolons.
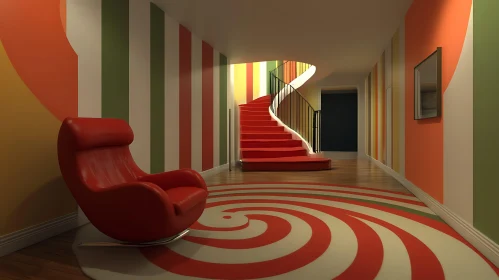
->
199;163;230;178
0;212;78;257
369;156;499;268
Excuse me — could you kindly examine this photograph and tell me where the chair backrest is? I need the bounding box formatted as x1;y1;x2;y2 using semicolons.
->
58;118;146;199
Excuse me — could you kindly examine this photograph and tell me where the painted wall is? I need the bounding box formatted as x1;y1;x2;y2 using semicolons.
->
474;0;499;245
300;84;321;110
0;0;232;236
0;0;78;236
365;0;499;245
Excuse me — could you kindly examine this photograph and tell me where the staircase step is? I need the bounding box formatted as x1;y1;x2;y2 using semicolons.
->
240;115;272;121
241;126;284;132
240;139;303;148
239;107;269;112
240;110;270;116
240;132;293;140
240;103;269;108
241;156;332;171
240;147;308;158
241;120;277;126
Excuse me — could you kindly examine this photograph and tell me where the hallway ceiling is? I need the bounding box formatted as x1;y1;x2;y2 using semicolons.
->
156;0;412;83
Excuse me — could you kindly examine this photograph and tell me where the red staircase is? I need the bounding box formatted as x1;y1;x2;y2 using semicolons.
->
239;95;331;171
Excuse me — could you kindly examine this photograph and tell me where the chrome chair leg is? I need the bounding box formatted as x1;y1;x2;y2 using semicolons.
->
78;229;190;247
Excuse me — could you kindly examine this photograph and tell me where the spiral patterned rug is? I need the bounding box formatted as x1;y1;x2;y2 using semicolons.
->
73;182;499;280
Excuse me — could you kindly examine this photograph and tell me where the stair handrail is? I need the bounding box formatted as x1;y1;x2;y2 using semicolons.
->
268;62;321;153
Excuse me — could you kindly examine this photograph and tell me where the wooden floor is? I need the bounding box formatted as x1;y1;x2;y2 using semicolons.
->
0;158;409;280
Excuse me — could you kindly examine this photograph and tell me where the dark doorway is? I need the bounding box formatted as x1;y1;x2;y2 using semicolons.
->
321;90;358;151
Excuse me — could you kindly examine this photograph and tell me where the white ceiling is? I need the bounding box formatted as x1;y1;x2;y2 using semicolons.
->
156;0;412;83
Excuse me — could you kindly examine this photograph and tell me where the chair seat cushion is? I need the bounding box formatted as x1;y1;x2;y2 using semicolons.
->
166;187;208;215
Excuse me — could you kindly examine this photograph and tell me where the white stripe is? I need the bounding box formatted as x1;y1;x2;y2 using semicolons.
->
443;5;474;224
164;15;179;171
189;220;267;239
67;0;101;118
260;61;267;97
195;203;357;279
208;195;498;280
128;0;151;173
359;218;412;280
67;0;101;226
385;43;393;168
191;34;203;172
229;64;236;162
213;50;220;167
171;211;312;264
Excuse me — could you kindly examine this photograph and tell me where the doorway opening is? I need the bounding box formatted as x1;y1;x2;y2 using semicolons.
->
320;89;358;153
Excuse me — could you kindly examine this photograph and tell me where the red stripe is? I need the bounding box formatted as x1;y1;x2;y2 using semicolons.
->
141;207;331;279
332;210;384;280
199;200;385;278
0;0;77;121
209;192;499;273
179;25;192;169
246;63;253;103
209;187;426;206
184;214;291;249
208;182;416;197
205;199;443;279
201;41;214;171
354;213;445;280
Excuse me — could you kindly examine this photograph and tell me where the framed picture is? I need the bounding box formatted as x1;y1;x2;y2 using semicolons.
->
414;47;442;120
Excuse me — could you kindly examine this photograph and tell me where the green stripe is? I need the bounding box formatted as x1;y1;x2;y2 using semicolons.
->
266;60;277;95
209;192;444;222
150;3;165;173
101;0;129;121
219;54;228;164
474;0;499;244
277;60;284;81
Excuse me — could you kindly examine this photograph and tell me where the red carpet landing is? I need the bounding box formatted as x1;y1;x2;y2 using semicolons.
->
73;183;499;279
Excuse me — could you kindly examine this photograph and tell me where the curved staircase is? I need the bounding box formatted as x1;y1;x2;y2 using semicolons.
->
239;95;331;171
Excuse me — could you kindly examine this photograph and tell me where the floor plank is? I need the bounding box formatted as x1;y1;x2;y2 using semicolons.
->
0;158;408;279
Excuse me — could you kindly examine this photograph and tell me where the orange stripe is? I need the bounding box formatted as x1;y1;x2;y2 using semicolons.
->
0;0;77;120
373;64;378;160
381;52;386;163
60;0;66;33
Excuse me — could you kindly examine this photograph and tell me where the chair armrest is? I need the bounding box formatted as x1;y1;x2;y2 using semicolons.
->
84;182;176;242
138;168;207;191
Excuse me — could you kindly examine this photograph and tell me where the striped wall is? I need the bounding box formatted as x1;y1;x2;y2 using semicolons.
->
365;0;499;245
68;0;231;174
233;60;310;105
0;0;232;236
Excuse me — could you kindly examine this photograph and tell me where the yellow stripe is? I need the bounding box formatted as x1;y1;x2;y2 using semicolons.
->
233;63;247;104
379;52;385;163
0;42;76;235
253;62;260;100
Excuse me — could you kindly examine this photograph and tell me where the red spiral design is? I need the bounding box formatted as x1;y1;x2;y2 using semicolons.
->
136;185;499;279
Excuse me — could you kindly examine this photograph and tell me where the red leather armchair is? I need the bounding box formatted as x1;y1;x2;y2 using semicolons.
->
58;117;208;243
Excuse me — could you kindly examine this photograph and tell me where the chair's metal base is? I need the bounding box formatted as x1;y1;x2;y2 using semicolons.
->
78;229;190;247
